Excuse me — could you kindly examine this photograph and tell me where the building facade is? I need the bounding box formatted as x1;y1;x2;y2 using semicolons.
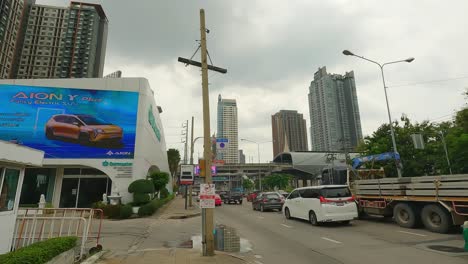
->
0;78;170;207
238;149;245;164
0;1;107;79
308;67;363;151
271;110;308;157
217;94;239;163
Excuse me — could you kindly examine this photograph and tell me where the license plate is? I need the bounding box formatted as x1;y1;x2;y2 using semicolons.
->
335;202;344;206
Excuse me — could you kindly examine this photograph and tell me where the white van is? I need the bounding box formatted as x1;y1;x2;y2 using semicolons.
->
284;185;358;225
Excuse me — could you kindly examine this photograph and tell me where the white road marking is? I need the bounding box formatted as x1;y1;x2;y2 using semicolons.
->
257;216;264;219
321;237;342;244
398;231;427;237
281;224;292;228
254;255;263;259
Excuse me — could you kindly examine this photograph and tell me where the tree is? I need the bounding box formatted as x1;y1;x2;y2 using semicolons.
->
149;171;170;196
242;179;254;191
167;149;181;185
263;173;292;190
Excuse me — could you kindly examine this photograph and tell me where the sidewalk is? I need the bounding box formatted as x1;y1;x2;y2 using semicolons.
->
92;196;246;264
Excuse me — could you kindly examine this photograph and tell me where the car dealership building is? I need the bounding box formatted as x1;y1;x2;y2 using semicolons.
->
0;78;170;207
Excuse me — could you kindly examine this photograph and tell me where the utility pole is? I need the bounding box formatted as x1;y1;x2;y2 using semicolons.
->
189;116;194;207
177;9;227;257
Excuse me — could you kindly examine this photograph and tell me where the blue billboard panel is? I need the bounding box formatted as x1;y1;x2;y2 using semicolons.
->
0;84;139;159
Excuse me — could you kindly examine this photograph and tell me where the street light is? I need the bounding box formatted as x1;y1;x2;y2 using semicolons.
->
343;50;414;178
240;138;272;163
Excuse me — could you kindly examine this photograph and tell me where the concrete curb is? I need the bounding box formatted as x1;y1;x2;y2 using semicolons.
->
80;250;107;264
167;212;201;219
216;251;249;263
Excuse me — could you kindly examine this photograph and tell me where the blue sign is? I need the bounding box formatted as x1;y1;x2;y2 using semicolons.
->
216;138;228;143
0;84;139;159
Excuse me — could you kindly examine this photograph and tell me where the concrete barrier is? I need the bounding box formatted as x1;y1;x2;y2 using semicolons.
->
45;249;75;264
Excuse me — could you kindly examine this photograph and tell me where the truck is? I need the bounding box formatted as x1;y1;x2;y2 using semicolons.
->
321;152;468;233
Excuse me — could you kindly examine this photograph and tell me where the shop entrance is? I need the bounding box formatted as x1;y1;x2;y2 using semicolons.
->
59;168;111;208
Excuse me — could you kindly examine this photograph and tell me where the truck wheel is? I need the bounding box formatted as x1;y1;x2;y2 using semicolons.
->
421;204;451;233
393;203;419;228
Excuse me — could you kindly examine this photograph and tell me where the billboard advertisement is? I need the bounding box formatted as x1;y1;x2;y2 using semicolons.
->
0;84;139;159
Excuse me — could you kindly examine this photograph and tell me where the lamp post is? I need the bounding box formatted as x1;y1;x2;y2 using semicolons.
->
343;50;414;178
241;139;272;191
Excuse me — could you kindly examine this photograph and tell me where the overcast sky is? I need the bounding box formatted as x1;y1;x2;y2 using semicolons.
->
40;0;468;162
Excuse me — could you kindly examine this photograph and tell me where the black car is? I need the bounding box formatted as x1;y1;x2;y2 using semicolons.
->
223;191;243;205
252;192;284;212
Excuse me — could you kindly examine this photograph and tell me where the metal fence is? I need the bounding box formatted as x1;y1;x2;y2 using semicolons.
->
12;208;103;259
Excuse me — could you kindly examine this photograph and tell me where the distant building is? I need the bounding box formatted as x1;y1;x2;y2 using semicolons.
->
308;67;363;151
104;70;122;78
0;1;108;79
239;149;246;164
271;110;308;157
217;94;239;163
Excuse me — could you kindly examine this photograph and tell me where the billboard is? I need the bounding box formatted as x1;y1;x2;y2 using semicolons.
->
0;84;139;159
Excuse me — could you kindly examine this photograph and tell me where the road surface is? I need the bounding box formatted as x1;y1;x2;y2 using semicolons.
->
214;200;468;264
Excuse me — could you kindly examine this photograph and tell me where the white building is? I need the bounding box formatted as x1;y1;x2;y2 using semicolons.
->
217;95;239;164
0;78;170;207
0;141;44;254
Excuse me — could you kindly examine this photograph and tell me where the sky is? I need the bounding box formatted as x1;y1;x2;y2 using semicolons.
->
40;0;468;163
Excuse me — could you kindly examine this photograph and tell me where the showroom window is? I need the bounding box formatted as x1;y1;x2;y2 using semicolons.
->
0;168;21;212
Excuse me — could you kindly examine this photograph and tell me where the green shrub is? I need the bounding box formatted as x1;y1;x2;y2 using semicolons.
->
160;188;170;199
0;236;76;264
92;201;106;209
133;193;150;205
119;204;133;219
149;172;170;193
102;204;122;219
138;203;155;216
128;179;155;194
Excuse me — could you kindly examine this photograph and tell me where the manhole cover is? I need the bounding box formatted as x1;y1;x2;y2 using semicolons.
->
427;245;465;253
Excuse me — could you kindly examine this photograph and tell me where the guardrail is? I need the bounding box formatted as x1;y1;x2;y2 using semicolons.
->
12;208;103;259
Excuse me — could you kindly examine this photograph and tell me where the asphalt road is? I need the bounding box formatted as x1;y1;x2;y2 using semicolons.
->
214;200;468;264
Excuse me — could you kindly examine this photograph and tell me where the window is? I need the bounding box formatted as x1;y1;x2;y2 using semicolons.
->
0;168;21;212
287;190;299;200
301;188;320;199
320;187;351;198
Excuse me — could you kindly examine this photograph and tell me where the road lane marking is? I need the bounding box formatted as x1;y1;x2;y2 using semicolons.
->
321;237;342;244
254;261;264;264
281;224;292;228
257;216;264;219
398;231;427;237
254;255;263;259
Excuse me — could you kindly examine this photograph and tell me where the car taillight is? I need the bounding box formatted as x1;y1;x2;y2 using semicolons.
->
346;195;356;202
319;196;333;204
263;198;268;202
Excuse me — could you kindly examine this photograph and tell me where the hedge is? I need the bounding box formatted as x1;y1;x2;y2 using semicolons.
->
119;204;133;219
133;193;150;205
128;179;155;194
0;236;77;264
138;194;175;217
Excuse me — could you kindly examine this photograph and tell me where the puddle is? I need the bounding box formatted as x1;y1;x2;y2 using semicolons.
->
191;235;252;253
427;245;465;253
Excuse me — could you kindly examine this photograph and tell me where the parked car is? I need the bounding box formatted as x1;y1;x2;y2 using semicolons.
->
247;191;261;202
283;185;358;225
215;194;222;206
218;191;229;201
252;192;284;212
45;114;123;145
278;190;289;198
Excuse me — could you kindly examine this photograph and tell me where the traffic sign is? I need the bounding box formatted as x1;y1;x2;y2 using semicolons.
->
200;184;215;195
216;138;229;153
200;199;215;208
200;184;216;208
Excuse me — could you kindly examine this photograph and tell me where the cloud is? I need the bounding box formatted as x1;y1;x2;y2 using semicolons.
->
37;0;468;162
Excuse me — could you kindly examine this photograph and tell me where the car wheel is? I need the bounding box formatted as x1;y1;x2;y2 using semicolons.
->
78;132;90;145
45;128;55;139
341;220;351;225
252;203;256;211
260;204;264;212
393;203;420;228
278;207;283;212
309;211;319;226
239;201;243;205
421;204;451;233
285;207;291;219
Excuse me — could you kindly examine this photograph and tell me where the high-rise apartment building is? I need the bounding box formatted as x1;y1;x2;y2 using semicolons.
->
217;94;239;164
0;0;33;79
0;1;107;79
271;110;308;157
238;149;245;164
308;67;363;151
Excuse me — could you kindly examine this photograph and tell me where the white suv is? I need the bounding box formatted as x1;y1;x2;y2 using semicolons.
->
284;185;358;225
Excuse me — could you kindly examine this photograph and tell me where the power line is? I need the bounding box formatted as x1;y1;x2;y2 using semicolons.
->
389;75;468;88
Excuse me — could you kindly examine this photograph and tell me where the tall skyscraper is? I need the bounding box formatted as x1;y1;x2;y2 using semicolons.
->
0;1;107;79
271;110;308;157
0;0;34;79
217;94;239;163
308;66;363;151
238;149;245;164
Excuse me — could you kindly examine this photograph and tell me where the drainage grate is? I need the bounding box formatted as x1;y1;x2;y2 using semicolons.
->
427;245;465;253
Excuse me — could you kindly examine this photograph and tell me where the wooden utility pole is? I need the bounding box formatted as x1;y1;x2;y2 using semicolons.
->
177;9;226;256
189;116;194;207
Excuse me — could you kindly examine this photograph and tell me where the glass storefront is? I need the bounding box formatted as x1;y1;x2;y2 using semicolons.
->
19;168;56;206
59;168;111;208
0;168;21;212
